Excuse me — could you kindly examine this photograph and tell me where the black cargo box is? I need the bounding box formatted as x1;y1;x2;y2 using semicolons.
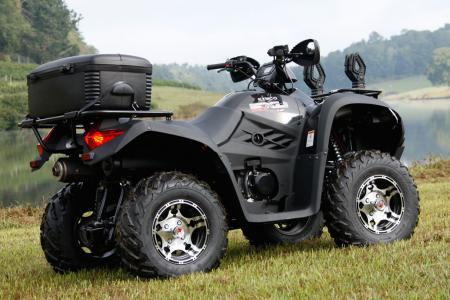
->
27;54;152;118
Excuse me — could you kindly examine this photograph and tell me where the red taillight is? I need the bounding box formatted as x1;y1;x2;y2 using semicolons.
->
84;128;124;150
37;144;45;156
37;128;55;156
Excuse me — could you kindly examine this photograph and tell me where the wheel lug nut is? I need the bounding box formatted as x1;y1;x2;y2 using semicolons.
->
164;224;169;229
376;194;380;198
177;220;182;225
168;239;172;244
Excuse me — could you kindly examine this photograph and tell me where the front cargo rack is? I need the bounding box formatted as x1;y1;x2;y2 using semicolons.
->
19;109;173;128
311;88;382;101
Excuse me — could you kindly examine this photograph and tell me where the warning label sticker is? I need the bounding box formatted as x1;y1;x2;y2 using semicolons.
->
249;101;289;112
306;130;315;148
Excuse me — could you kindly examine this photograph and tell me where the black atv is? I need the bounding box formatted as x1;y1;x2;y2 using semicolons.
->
20;39;419;277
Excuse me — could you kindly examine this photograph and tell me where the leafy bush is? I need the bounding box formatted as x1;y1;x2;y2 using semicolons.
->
0;62;36;81
0;81;28;130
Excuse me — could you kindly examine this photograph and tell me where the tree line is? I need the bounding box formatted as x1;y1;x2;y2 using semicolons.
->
306;24;450;90
1;0;448;91
144;25;450;92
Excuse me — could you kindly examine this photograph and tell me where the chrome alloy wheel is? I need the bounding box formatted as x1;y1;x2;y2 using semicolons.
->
356;175;405;234
152;199;209;264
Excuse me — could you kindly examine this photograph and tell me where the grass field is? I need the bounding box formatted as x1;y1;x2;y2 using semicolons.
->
385;86;450;100
367;75;450;100
368;76;432;95
0;161;449;299
152;86;224;116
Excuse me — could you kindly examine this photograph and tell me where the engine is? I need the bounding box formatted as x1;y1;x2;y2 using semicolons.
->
238;159;278;202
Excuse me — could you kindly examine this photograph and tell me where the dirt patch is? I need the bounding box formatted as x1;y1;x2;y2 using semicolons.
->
410;157;450;183
0;205;43;229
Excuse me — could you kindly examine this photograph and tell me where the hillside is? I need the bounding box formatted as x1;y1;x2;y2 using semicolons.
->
299;24;450;90
367;75;450;99
385;86;450;100
367;75;433;95
153;86;223;117
1;1;449;93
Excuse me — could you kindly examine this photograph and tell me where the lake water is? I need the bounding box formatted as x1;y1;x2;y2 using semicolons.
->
386;99;450;162
1;99;449;206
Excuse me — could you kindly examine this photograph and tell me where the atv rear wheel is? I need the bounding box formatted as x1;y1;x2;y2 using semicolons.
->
116;172;228;278
242;212;324;246
40;183;117;273
324;151;420;246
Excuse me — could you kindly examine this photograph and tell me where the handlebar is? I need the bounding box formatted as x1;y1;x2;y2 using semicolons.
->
206;63;227;70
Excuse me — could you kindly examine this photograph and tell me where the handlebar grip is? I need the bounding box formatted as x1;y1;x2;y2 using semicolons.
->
206;63;227;70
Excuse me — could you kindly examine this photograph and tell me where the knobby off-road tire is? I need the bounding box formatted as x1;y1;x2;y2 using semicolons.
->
242;212;324;246
116;172;228;278
324;151;420;246
40;183;117;273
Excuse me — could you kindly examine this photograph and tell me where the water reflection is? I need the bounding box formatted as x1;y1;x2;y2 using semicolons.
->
386;99;450;162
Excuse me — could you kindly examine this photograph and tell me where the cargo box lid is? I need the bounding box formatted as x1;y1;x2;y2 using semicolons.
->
28;54;152;81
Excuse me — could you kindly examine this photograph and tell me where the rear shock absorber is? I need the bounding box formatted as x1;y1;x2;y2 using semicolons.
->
330;136;343;163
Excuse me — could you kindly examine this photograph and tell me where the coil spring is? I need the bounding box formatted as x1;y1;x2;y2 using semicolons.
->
330;136;343;162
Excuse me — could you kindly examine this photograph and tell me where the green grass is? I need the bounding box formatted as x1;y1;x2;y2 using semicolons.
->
0;61;36;81
0;175;448;299
368;75;433;95
152;86;223;116
385;86;450;100
368;75;450;100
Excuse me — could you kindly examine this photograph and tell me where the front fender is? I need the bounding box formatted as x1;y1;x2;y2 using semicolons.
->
293;93;404;218
315;92;404;156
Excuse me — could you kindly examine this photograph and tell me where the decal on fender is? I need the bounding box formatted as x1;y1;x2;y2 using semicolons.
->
249;101;289;112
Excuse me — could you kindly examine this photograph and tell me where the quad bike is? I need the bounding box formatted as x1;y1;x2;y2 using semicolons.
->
20;39;419;277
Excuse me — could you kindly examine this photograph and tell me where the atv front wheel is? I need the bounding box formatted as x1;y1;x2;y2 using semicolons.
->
40;183;117;273
242;212;324;246
324;151;420;246
116;172;228;277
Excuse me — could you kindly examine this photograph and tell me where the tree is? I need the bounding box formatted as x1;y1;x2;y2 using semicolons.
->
368;32;384;44
426;47;450;86
0;0;30;55
21;0;80;63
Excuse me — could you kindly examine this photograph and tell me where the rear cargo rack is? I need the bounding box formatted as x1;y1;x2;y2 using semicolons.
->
19;109;173;128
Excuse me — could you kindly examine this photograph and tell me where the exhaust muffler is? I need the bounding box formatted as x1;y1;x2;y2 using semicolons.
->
52;158;96;182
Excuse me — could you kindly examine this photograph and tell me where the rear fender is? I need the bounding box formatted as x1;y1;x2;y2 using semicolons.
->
85;119;248;223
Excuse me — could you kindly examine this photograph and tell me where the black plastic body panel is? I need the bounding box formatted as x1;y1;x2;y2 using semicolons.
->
29;85;404;224
27;54;152;118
